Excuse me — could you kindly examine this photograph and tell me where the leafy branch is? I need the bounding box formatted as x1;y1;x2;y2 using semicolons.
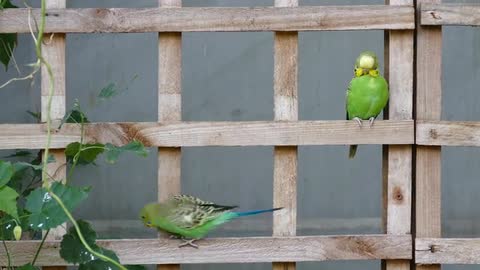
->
0;1;148;269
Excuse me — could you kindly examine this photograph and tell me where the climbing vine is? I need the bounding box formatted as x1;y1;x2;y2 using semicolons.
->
0;1;148;269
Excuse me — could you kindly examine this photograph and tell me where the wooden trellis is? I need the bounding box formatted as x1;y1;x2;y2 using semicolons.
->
0;1;479;270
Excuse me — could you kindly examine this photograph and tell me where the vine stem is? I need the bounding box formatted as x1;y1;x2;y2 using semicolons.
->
48;191;128;270
31;229;49;265
2;240;12;270
34;1;125;269
36;0;54;186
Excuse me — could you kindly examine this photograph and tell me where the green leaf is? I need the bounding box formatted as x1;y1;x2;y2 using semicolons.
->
26;111;41;122
65;109;90;124
98;82;118;101
0;0;16;70
17;263;40;270
0;161;14;187
78;249;120;270
0;0;17;8
65;142;105;165
60;219;99;264
61;219;122;268
0;33;16;71
15;154;56;171
0;185;19;221
3;150;34;159
0;214;15;240
25;182;90;230
104;141;148;164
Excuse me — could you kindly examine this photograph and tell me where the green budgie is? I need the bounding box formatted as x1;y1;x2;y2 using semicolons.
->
140;195;282;248
346;51;389;159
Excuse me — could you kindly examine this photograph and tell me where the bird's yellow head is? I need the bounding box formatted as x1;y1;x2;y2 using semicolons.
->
355;51;378;70
139;203;155;228
353;51;380;77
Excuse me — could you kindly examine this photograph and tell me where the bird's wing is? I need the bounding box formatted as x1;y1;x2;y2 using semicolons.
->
167;195;237;229
346;80;353;120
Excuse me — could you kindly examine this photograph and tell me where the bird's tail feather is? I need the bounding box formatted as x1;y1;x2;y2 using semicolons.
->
234;207;283;217
349;145;358;159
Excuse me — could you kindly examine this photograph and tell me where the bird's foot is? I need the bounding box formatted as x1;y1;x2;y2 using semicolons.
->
368;117;375;127
169;234;181;239
352;117;363;127
178;239;199;249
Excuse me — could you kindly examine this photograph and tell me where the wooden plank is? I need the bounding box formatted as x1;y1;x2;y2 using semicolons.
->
0;235;412;266
415;1;442;270
385;0;413;238
383;1;413;270
417;121;480;146
0;120;415;149
0;6;414;33
158;1;181;270
416;238;480;264
41;3;66;270
273;2;297;270
421;4;480;26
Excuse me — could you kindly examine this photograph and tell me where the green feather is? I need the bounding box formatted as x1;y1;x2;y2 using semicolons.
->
346;52;389;159
140;195;281;239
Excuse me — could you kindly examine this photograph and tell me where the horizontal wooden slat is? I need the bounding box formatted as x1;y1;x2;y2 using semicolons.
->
421;3;480;26
416;238;480;264
0;6;414;33
0;235;411;266
417;120;480;146
0;120;414;149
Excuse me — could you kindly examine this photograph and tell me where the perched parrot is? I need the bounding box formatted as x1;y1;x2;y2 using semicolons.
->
140;195;282;248
346;51;389;159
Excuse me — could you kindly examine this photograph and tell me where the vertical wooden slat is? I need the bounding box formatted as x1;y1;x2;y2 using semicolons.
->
415;1;442;270
383;1;413;270
273;1;297;270
158;1;181;270
41;2;66;270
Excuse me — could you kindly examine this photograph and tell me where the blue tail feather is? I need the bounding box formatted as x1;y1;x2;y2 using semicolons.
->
234;207;283;217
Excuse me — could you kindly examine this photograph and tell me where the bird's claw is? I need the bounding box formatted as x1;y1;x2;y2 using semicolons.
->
178;239;199;249
353;117;363;127
368;117;375;127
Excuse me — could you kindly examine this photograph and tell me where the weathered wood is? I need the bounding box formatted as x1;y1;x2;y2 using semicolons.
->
273;2;298;270
415;1;442;270
0;235;412;266
0;6;414;34
385;0;413;236
421;4;480;26
158;1;181;270
416;238;480;264
41;3;67;270
0;120;414;149
417;121;480;146
383;1;413;270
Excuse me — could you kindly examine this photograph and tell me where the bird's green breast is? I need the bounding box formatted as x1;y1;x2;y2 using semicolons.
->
151;211;236;239
346;75;389;120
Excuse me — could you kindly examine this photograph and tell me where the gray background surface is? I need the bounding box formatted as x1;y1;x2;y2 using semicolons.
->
1;0;479;269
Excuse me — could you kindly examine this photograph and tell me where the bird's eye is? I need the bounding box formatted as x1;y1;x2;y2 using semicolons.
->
141;216;145;219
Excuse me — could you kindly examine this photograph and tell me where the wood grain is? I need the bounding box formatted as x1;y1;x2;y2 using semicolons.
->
416;238;480;264
383;2;413;270
157;1;181;270
273;1;298;270
0;235;412;266
385;0;413;236
41;3;67;270
421;3;480;26
417;121;480;146
0;6;414;33
415;1;442;270
0;120;414;149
